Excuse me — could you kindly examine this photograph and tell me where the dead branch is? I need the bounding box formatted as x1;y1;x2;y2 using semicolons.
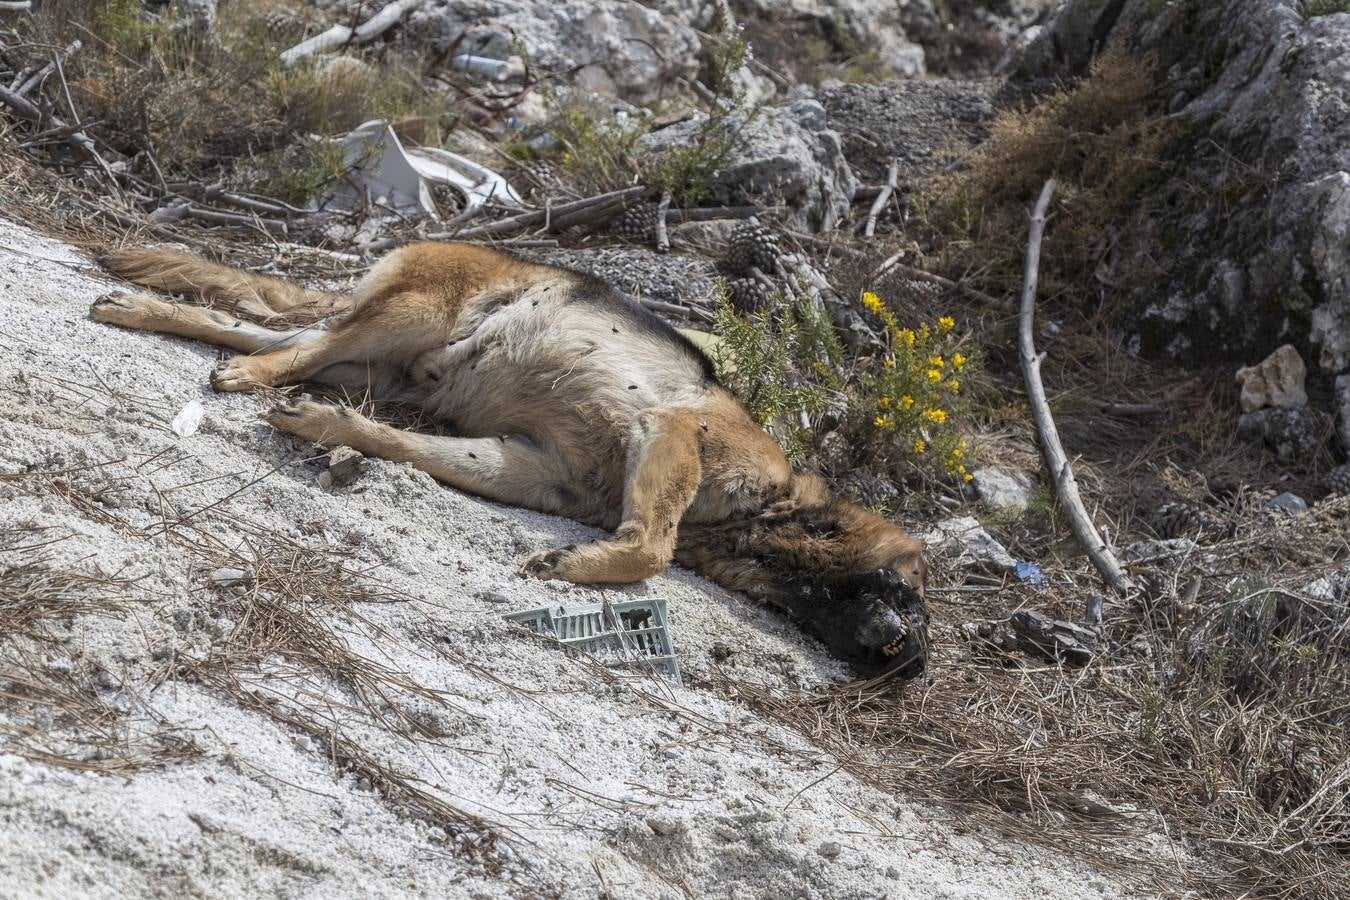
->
149;203;289;234
654;190;672;254
639;296;713;322
0;2;33;10
0;81;117;187
863;159;898;239
280;0;425;66
1018;180;1133;597
14;39;79;99
448;185;649;240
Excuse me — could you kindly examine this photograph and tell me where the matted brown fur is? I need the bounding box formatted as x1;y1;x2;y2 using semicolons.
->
93;242;930;677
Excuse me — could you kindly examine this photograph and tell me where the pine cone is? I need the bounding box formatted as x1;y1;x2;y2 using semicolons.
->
611;203;659;242
1151;501;1225;540
726;277;778;313
724;219;781;276
1327;463;1350;496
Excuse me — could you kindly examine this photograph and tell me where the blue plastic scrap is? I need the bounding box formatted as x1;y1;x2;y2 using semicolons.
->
1015;561;1048;589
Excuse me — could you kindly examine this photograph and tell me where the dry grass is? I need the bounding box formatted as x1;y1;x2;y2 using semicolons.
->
722;498;1350;898
0;458;507;860
0;527;201;772
922;50;1173;303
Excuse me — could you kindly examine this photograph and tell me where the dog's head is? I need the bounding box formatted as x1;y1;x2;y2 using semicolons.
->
679;475;930;680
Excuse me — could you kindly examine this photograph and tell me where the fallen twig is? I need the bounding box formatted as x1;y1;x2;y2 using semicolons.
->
280;0;424;66
639;296;713;322
654;189;672;254
1018;180;1133;597
863;160;898;239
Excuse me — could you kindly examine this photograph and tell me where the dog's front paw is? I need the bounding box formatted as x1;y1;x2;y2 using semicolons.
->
209;357;266;393
265;398;349;444
519;544;579;580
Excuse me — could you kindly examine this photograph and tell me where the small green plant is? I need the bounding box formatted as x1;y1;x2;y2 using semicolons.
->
710;286;843;462
851;290;976;481
1297;0;1350;19
545;93;648;195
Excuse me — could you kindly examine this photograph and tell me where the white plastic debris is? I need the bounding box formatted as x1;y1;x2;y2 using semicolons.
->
450;54;524;80
171;398;204;437
329;120;522;221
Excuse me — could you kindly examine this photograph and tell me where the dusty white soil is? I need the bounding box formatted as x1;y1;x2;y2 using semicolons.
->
0;218;1131;899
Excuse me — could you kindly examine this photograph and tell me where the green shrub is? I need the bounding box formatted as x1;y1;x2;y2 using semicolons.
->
710;287;842;462
1297;0;1350;19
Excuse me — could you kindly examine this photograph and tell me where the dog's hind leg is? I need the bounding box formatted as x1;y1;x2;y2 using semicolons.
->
90;291;320;354
520;408;703;584
100;248;348;320
264;398;584;515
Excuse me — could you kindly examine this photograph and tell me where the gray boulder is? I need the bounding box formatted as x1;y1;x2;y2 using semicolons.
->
739;0;928;76
639;100;858;232
1236;407;1327;464
971;467;1037;514
1335;374;1350;455
1012;1;1350;376
924;516;1017;573
411;1;702;107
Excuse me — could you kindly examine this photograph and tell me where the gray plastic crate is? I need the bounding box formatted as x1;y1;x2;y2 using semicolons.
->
506;597;681;684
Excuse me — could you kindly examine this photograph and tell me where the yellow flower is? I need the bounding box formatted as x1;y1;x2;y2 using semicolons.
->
924;408;947;424
946;379;960;394
874;414;896;429
883;357;896;368
963;473;973;482
899;329;916;347
862;291;883;314
926;369;942;382
938;316;955;332
919;323;931;341
953;353;967;370
912;438;926;454
877;396;891;409
900;395;914;409
957;464;967;474
928;355;944;368
952;449;963;459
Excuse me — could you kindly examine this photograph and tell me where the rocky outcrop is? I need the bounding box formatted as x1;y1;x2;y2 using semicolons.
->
640;99;858;231
1011;1;1350;377
411;0;703;106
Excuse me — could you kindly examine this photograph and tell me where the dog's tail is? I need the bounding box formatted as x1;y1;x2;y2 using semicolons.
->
99;248;349;322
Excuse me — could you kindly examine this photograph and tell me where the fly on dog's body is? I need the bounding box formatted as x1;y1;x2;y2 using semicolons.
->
93;242;929;679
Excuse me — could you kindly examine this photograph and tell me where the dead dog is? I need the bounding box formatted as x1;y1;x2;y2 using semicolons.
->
92;242;929;678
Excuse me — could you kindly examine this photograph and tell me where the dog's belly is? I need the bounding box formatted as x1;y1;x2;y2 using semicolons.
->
401;291;714;517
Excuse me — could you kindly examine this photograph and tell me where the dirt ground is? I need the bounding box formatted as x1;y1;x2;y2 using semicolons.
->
0;216;1140;898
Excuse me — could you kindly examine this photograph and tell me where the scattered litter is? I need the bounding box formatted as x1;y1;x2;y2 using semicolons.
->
506;598;681;683
209;567;250;587
329;120;522;221
1015;561;1047;589
451;54;523;80
1265;491;1308;516
1010;609;1097;667
170;398;204;437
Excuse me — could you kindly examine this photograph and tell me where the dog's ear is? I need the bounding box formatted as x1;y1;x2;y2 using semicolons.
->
894;544;927;597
